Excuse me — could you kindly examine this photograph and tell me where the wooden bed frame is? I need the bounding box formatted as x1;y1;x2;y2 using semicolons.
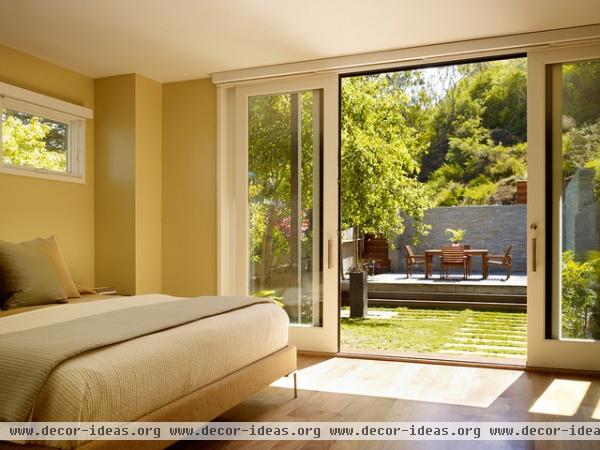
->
0;345;297;450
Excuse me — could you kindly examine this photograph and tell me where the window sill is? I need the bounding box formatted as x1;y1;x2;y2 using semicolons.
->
0;164;85;184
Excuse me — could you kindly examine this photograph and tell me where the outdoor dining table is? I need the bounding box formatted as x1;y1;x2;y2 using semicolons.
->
424;248;489;279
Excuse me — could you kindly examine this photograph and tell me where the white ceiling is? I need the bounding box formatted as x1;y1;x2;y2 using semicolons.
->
0;0;599;83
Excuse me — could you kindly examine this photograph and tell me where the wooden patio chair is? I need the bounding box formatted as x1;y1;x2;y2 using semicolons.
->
463;244;472;278
484;245;512;280
404;245;425;278
440;244;468;279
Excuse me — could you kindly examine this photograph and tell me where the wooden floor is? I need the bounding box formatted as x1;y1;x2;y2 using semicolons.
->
172;355;600;450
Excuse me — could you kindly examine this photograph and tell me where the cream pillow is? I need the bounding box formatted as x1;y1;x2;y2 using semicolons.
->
0;238;67;310
44;236;81;299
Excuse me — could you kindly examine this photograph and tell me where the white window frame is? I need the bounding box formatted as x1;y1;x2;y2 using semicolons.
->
0;81;92;184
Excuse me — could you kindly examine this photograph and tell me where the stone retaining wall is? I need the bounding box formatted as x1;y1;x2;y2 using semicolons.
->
392;205;528;275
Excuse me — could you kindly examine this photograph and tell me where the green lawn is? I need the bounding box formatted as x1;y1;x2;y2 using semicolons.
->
341;307;526;359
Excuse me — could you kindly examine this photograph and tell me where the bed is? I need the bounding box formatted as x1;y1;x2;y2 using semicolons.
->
0;293;297;450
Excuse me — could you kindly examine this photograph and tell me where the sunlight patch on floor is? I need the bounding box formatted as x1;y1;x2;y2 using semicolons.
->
271;357;523;408
592;396;600;420
529;379;591;416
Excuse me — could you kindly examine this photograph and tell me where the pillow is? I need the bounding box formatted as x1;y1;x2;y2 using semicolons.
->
44;236;81;299
0;238;67;310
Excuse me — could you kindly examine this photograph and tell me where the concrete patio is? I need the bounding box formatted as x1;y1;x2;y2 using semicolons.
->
367;272;527;286
341;272;527;311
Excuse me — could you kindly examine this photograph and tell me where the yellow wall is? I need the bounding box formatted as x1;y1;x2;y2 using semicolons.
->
0;43;95;287
135;75;162;294
0;43;216;296
94;75;137;293
95;74;163;295
162;79;217;296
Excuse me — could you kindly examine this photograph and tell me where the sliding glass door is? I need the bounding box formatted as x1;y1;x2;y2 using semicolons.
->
247;90;323;326
528;44;600;370
232;76;339;352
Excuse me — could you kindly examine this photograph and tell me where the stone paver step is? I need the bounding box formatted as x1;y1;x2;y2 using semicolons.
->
454;333;526;341
451;337;526;347
456;328;526;334
459;328;525;335
463;326;526;331
465;319;526;322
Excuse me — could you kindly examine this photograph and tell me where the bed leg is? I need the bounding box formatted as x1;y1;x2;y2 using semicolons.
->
293;372;298;399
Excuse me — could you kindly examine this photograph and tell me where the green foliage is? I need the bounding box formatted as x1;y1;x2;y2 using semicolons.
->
341;74;432;246
472;59;527;141
462;181;499;205
561;251;600;339
420;59;527;185
428;130;527;205
563;120;600;173
445;228;465;243
1;112;66;171
253;289;284;308
419;59;528;206
563;60;600;126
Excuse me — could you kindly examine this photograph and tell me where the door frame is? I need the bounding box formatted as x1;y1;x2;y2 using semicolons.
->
336;54;530;365
527;43;600;371
215;32;600;367
218;74;340;352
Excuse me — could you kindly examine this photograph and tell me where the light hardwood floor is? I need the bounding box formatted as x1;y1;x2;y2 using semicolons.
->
172;355;600;449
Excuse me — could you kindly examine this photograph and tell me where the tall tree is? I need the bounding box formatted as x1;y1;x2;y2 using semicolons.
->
341;74;431;268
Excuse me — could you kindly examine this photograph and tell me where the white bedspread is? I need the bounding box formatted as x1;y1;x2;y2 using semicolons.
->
0;294;288;447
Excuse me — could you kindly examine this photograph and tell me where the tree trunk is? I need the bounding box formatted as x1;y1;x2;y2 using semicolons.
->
352;225;361;271
259;206;277;290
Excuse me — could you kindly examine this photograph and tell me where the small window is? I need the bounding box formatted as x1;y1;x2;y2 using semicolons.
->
0;93;87;183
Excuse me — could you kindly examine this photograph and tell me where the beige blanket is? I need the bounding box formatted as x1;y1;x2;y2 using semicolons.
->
0;295;273;422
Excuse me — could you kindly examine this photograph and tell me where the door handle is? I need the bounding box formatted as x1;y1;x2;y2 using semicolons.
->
327;239;334;269
532;238;537;272
530;223;538;272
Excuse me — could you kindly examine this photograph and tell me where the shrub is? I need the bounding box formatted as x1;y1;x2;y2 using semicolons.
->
253;289;284;308
561;251;599;338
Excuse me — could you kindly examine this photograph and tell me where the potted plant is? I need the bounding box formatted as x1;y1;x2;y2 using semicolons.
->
445;228;466;245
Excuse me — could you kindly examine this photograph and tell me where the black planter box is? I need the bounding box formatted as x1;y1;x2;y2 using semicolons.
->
349;271;368;318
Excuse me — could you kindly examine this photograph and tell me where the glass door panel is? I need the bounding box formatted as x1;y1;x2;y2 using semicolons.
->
552;59;600;340
527;43;600;371
248;91;323;326
231;75;338;352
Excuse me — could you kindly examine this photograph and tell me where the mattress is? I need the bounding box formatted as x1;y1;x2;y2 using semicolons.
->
0;294;289;427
